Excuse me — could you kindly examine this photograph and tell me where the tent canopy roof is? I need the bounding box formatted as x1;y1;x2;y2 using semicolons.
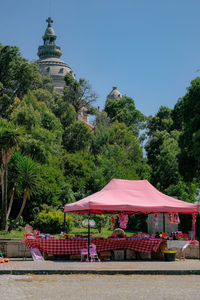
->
64;179;199;214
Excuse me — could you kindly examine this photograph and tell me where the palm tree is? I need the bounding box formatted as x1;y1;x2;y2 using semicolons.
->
9;152;41;230
0;119;24;230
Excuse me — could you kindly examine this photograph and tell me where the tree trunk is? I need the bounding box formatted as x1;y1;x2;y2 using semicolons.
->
1;146;15;230
0;167;4;230
9;189;28;230
5;186;15;231
1;149;6;230
4;153;8;230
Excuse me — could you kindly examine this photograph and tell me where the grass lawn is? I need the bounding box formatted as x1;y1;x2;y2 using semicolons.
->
0;229;24;239
70;226;135;238
0;227;135;239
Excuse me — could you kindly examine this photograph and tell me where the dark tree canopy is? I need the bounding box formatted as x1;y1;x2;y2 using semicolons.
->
63;73;97;118
147;106;173;136
0;44;42;119
178;77;200;180
62;121;93;153
2;40;199;233
104;96;145;136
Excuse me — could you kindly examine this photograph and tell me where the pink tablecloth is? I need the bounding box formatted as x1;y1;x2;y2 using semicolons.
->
24;238;162;255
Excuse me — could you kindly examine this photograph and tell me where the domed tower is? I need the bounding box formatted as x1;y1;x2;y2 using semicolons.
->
106;86;122;103
37;17;74;93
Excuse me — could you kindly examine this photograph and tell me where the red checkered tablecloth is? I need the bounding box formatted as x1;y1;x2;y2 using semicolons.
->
24;238;162;255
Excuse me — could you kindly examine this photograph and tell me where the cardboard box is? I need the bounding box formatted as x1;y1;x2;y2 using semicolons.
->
126;249;136;260
139;252;151;260
70;254;81;261
43;252;54;260
99;251;111;261
114;249;124;261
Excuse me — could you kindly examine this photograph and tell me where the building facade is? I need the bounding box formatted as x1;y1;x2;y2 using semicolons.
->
37;17;89;123
106;86;122;102
37;17;74;94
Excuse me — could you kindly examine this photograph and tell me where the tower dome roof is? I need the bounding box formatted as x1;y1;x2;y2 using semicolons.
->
44;25;55;37
37;17;74;94
107;86;122;101
38;17;61;59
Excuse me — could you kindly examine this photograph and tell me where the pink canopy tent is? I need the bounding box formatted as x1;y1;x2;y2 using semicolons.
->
64;179;198;214
64;179;199;260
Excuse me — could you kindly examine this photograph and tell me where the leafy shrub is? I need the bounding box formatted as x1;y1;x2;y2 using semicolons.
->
93;214;106;233
33;208;74;234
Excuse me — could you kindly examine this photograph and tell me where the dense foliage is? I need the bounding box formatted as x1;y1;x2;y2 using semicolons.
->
33;205;74;234
0;42;199;233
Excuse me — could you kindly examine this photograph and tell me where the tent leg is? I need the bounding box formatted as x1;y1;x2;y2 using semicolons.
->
198;213;200;260
88;211;90;261
63;212;66;232
163;213;165;232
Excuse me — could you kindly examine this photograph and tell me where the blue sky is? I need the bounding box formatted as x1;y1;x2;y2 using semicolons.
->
1;0;200;117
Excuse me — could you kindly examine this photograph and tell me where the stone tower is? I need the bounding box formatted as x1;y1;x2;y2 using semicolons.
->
37;17;74;93
106;86;122;103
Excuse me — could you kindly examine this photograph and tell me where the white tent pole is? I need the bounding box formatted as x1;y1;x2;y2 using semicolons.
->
88;211;90;261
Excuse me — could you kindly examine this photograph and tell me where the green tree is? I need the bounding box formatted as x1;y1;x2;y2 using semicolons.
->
37;76;54;93
0;44;42;118
33;205;74;234
0;119;24;230
90;121;148;191
9;92;63;164
7;149;66;225
164;181;197;203
9;152;41;230
93;110;111;128
91;144;140;191
104;96;145;135
92;121;143;160
177;77;200;180
93;214;106;233
33;88;76;128
91;122;111;156
171;98;184;131
145;130;181;191
6;92;66;223
64;151;95;196
147;106;173;136
63;73;97;118
63;121;93;152
107;122;143;162
145;100;198;208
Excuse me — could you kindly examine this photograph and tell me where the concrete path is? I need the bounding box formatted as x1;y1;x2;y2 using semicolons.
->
1;274;200;300
0;259;200;275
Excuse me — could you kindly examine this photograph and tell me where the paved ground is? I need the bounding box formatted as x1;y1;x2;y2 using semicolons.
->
0;259;200;274
0;260;200;299
0;274;200;300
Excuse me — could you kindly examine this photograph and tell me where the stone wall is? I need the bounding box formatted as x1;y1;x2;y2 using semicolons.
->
185;244;199;259
0;239;31;258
